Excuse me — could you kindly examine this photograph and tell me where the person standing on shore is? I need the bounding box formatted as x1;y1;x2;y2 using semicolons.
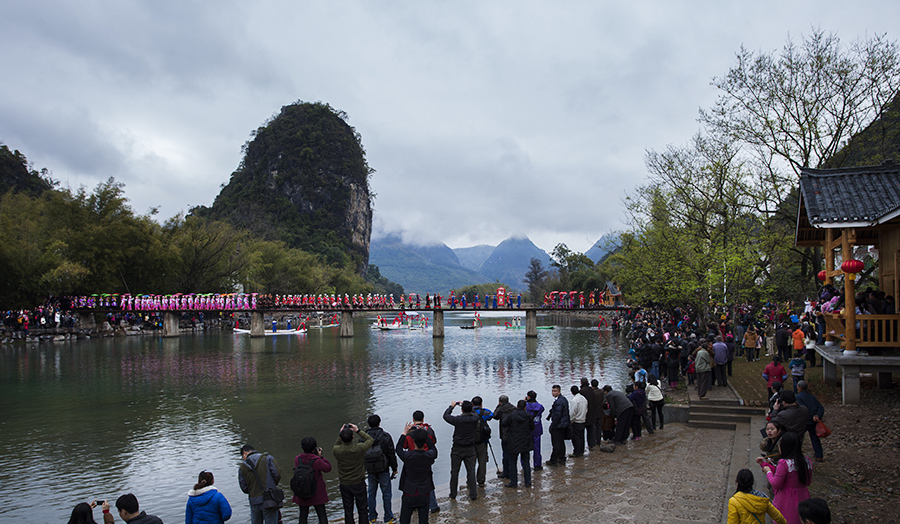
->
292;438;331;524
545;385;570;466
501;400;535;488
186;471;232;524
492;395;516;480
238;444;281;524
333;424;374;524
471;396;494;486
395;423;437;524
524;390;544;470
604;385;634;445
568;386;588;457
443;400;479;501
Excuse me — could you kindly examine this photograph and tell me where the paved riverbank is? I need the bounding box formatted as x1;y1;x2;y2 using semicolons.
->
425;422;735;524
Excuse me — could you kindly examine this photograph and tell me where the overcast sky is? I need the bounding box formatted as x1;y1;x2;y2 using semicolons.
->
2;1;898;254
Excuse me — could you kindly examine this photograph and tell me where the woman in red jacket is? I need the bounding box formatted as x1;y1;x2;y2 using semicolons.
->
293;437;333;524
763;356;788;399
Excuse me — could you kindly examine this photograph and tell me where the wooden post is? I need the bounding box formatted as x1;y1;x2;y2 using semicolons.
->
525;309;538;338
250;311;265;338
842;229;858;355
340;310;354;338
824;229;835;285
432;310;444;338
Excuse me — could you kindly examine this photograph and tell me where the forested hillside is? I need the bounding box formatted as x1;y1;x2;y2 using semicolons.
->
192;101;374;273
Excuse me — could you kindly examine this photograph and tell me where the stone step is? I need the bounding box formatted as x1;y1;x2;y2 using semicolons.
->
689;412;753;425
688;420;738;430
689;404;764;416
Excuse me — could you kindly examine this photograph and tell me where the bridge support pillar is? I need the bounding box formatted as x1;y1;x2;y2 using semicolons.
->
78;312;96;330
525;310;537;338
340;310;354;338
250;312;265;338
162;311;180;337
432;310;444;338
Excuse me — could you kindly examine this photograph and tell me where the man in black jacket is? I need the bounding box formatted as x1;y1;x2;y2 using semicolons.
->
501;400;535;488
545;385;570;466
492;395;515;480
443;400;479;501
114;494;163;524
775;323;792;362
365;414;398;524
395;423;437;524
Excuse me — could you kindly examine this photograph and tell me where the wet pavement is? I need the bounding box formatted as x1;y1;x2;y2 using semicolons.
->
428;423;736;524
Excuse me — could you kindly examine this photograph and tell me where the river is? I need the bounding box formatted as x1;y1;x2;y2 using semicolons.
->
0;310;628;522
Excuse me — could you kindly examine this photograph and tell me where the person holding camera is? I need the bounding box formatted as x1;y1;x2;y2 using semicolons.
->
67;500;114;524
442;400;480;501
333;423;374;524
395;422;438;524
293;437;332;524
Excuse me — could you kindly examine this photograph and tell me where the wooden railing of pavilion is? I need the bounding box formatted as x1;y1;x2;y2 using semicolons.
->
824;313;900;348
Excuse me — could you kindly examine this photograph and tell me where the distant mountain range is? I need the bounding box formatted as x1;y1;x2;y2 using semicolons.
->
585;233;618;263
369;235;554;293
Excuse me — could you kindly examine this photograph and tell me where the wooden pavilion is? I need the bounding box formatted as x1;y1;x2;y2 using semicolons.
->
796;160;900;403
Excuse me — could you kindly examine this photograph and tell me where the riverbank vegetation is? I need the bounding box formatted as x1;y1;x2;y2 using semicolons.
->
0;172;396;308
610;30;900;320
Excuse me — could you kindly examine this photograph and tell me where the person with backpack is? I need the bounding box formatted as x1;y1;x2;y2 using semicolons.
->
470;396;493;486
333;424;374;524
291;437;332;524
238;444;282;524
400;411;440;514
364;414;398;524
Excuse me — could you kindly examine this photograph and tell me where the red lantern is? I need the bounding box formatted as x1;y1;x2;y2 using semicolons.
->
841;259;865;280
817;270;827;282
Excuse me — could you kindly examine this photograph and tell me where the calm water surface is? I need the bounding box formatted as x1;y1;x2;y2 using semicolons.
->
0;311;628;522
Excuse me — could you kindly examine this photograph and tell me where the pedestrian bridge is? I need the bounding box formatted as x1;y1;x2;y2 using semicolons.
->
73;305;632;338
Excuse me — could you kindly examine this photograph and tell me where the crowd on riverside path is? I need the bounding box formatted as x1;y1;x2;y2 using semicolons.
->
625;298;844;524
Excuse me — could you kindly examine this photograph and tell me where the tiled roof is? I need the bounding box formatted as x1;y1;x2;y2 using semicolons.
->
799;161;900;226
605;281;621;295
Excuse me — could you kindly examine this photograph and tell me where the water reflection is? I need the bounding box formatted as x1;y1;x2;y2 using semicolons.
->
0;312;628;522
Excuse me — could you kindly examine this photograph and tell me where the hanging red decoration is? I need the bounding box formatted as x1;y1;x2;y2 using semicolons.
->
841;259;865;280
817;270;827;282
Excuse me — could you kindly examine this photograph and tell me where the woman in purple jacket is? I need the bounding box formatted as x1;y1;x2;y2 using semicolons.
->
293;437;333;524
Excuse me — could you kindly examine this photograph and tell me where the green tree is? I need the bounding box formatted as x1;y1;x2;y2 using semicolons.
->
523;257;548;301
163;215;249;293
